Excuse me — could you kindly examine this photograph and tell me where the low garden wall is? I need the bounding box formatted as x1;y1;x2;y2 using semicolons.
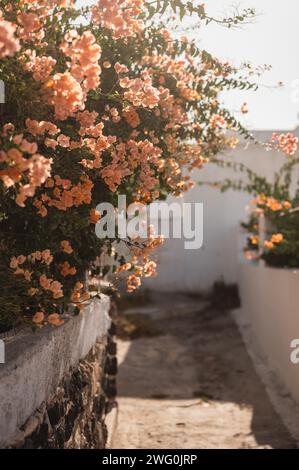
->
238;262;299;404
0;295;117;449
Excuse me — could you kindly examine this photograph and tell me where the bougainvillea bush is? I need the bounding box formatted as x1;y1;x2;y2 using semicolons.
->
202;133;299;268
0;0;258;330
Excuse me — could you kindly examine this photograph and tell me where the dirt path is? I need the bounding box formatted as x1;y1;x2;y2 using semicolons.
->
112;294;296;449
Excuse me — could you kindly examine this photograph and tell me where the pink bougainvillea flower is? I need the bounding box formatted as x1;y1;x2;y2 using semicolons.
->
61;240;73;254
44;72;85;120
271;132;298;157
33;312;45;324
92;0;144;39
48;313;64;326
0;19;20;58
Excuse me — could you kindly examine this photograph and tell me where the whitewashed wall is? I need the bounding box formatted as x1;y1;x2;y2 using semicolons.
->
143;130;299;292
238;262;299;405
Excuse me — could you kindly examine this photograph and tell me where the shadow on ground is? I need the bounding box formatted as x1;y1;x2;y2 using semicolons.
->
112;292;296;449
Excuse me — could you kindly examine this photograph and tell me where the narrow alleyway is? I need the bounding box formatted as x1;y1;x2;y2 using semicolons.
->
112;293;296;449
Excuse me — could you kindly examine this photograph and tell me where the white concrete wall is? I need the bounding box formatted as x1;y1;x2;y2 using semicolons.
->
0;296;111;448
238;262;299;405
144;129;299;292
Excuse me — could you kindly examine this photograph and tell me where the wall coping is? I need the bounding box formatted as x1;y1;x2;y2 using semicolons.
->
0;295;111;448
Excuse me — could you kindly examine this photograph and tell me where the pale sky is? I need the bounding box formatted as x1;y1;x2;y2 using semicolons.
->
197;0;299;130
77;0;299;130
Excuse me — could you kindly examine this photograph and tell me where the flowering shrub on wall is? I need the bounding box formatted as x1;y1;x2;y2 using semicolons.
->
0;0;257;330
243;153;299;268
202;133;299;267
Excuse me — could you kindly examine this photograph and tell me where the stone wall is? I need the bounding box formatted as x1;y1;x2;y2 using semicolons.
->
0;295;117;449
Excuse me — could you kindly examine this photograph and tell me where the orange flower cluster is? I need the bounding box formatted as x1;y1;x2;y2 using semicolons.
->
60;31;102;93
39;275;63;299
92;0;144;40
10;250;64;300
271;132;298;157
89;208;101;224
60;261;77;277
264;233;284;250
10;250;52;269
0;124;52;206
101;139;162;193
123;106;141;128
123;227;164;292
120;73;160;109
34;175;94;216
70;281;90;306
44;72;85;121
252;194;292;213
61;240;73;254
21;50;56;82
0;19;20;58
33;311;64;327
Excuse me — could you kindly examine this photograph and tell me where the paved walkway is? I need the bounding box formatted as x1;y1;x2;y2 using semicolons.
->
112;294;296;449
